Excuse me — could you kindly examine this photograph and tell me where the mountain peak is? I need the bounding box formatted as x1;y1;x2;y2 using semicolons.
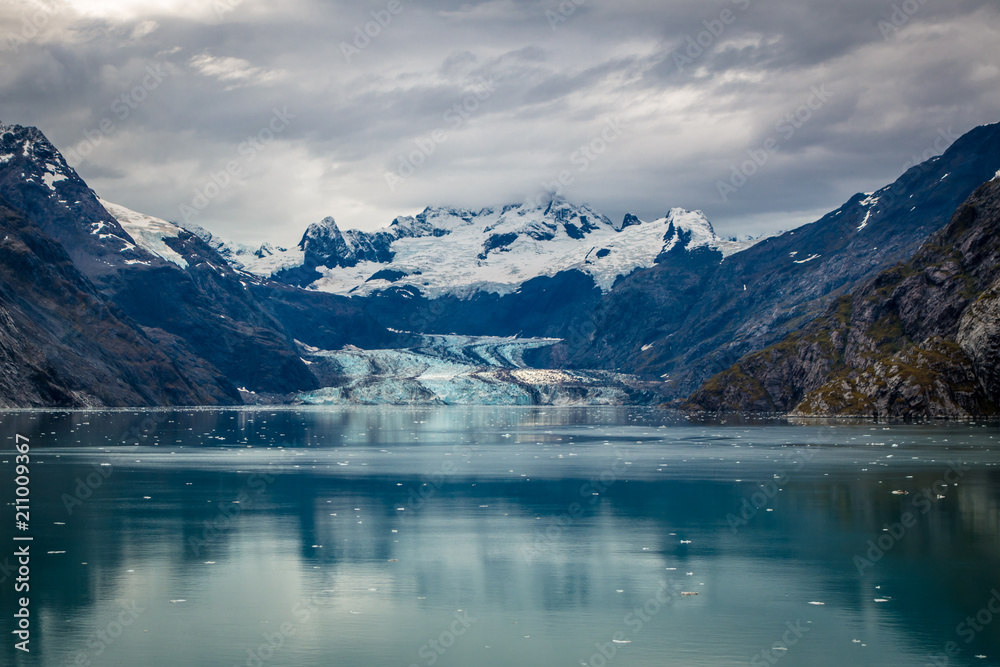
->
299;216;342;248
618;213;642;231
298;215;359;270
666;208;715;235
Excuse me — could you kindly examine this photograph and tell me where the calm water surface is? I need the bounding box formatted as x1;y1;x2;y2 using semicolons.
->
1;408;999;666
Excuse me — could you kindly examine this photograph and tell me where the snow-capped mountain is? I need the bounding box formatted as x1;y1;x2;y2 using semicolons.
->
3;118;999;411
219;199;761;298
0;123;157;278
0;122;371;399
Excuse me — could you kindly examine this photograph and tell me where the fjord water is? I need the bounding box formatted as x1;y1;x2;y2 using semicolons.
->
2;409;999;667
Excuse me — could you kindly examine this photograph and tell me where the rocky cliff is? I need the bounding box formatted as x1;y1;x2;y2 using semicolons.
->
687;177;1000;418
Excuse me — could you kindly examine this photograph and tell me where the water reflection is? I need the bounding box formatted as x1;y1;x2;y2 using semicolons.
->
0;408;999;666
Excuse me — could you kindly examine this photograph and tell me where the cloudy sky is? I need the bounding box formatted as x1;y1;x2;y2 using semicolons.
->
2;0;1000;246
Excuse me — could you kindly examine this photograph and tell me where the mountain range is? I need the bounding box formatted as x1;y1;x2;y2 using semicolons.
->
1;120;998;413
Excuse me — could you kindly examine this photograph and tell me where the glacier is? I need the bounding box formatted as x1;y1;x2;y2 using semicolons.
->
295;333;661;406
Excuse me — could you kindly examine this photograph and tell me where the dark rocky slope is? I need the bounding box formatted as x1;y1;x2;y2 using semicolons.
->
0;123;322;395
687;177;1000;418
0;198;239;407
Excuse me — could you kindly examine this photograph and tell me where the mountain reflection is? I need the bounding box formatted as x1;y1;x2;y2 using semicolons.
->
1;409;999;666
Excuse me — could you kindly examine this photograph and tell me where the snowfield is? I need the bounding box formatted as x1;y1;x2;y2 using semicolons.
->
100;200;190;269
226;199;763;298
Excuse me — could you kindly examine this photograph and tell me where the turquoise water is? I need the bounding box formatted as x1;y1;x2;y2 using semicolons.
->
1;408;999;666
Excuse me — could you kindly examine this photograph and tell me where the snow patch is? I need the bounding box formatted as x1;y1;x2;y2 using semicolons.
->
41;171;67;191
793;254;821;264
860;193;881;208
100;199;190;269
858;209;873;231
239;247;305;277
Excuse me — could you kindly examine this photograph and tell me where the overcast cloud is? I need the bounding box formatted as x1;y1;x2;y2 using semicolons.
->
2;0;999;246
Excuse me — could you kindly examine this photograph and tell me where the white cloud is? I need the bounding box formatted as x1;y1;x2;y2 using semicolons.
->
188;53;284;89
